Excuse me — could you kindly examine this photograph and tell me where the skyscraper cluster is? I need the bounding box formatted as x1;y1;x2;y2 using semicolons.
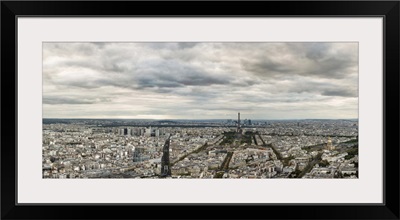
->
118;127;164;137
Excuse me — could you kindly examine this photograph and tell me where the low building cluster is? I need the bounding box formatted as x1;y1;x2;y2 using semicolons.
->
43;120;358;179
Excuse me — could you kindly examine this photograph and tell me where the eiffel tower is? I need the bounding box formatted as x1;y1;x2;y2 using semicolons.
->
160;136;171;177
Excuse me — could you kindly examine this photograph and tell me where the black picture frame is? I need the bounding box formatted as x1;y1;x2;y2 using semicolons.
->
1;1;399;219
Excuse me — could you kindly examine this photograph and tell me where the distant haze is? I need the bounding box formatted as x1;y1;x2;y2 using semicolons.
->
43;42;358;120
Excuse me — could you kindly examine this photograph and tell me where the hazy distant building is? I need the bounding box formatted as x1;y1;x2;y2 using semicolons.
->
145;127;152;137
242;119;252;126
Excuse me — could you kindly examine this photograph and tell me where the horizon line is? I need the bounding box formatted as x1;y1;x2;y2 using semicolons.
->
43;117;358;121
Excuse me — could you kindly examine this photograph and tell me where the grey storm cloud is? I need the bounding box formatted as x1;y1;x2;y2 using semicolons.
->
43;97;111;105
43;42;358;119
177;42;198;49
133;60;232;88
241;43;357;79
45;47;232;91
321;89;358;97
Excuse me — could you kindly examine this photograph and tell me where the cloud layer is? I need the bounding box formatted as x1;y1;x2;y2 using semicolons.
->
43;42;358;119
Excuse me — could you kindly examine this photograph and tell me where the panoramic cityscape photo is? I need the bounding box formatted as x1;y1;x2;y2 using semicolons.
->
42;42;358;179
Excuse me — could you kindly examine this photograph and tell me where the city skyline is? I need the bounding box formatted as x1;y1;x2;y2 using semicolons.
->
42;117;358;120
43;42;358;119
42;118;359;179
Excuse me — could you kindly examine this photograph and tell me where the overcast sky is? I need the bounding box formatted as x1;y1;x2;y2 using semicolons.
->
43;42;358;120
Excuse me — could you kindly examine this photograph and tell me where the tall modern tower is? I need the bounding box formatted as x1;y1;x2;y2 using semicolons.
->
160;136;171;177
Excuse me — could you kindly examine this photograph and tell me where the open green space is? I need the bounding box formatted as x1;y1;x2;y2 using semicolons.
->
344;145;358;160
220;131;237;145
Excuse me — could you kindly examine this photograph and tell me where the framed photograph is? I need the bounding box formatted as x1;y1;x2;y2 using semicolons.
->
1;1;399;219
